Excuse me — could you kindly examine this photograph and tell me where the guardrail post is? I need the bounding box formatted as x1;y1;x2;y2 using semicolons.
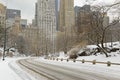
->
61;58;63;61
67;59;69;62
92;60;96;65
56;58;58;61
73;59;76;62
107;61;111;67
82;59;85;63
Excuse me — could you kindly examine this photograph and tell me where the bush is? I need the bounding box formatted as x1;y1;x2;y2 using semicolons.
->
69;54;78;59
110;48;119;52
78;51;87;56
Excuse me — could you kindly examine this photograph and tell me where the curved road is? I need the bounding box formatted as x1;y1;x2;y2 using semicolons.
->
18;59;120;80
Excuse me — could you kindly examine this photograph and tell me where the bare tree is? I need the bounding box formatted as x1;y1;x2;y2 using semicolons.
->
87;2;120;57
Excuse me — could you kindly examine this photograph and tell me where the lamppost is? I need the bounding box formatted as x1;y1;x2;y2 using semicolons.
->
2;4;7;61
2;26;12;61
2;24;7;61
2;0;9;61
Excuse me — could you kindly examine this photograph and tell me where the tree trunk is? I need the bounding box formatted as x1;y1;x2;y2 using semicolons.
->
97;44;109;57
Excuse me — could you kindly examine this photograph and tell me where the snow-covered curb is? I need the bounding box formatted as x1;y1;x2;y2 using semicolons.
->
8;60;34;80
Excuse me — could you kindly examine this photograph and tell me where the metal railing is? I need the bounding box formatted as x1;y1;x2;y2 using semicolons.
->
47;57;120;67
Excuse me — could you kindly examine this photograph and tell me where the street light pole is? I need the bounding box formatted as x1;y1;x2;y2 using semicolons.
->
2;20;7;61
2;0;8;61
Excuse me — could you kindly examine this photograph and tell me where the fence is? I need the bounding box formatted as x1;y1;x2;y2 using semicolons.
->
47;57;120;67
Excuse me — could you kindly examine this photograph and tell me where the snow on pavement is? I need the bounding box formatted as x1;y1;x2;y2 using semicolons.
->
36;57;120;79
0;57;36;80
0;58;22;80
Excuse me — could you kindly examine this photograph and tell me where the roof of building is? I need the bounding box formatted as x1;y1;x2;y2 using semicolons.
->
0;3;5;11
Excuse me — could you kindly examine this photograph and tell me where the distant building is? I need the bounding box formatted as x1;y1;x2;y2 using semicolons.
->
79;5;91;12
36;0;57;54
105;22;120;43
59;0;75;32
55;0;59;31
32;19;36;27
34;3;38;27
76;5;92;33
6;9;21;34
103;12;109;27
74;6;81;27
6;9;21;19
20;19;27;28
0;3;6;28
76;5;110;44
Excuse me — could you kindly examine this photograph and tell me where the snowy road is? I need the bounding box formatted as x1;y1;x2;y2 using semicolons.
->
18;59;120;80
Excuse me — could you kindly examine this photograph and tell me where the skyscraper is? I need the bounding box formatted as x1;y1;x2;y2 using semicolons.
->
55;0;59;30
59;0;75;32
36;0;57;54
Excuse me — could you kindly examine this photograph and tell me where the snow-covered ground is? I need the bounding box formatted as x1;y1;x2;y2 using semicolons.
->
77;42;120;63
0;57;36;80
58;52;120;63
36;57;120;79
77;53;120;63
0;41;120;80
57;41;120;63
0;56;120;80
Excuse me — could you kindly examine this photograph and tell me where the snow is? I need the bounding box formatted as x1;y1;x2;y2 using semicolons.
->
57;52;68;59
36;57;120;79
77;52;120;63
0;57;36;80
33;41;120;79
0;41;120;80
0;58;22;80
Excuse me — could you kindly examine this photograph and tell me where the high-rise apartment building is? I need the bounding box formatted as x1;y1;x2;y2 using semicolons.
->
34;3;38;27
36;0;57;54
6;9;21;19
59;0;75;32
6;9;21;47
6;9;21;29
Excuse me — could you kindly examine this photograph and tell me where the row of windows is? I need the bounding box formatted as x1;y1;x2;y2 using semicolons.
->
0;21;5;25
0;16;5;20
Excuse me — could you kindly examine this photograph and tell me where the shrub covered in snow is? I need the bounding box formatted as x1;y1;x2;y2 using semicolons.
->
69;54;78;59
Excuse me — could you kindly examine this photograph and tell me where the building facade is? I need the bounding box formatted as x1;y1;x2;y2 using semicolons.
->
59;0;75;32
0;3;6;28
77;5;91;33
36;0;57;54
6;9;21;19
6;9;21;33
20;19;27;28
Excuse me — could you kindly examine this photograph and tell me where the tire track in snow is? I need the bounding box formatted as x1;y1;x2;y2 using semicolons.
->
8;60;33;80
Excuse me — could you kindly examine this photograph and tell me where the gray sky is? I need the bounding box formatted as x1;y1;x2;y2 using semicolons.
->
0;0;115;23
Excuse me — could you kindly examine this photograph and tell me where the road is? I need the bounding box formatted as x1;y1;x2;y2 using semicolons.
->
18;59;120;80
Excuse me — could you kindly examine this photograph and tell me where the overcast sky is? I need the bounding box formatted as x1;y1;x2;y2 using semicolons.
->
0;0;115;23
